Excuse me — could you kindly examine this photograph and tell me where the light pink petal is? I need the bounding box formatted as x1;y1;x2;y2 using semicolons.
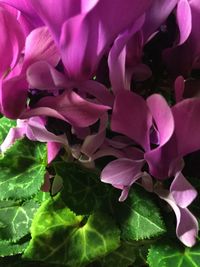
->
101;158;144;188
176;0;192;45
170;172;197;208
0;127;25;153
81;113;107;157
25;117;67;144
157;189;198;247
111;91;152;151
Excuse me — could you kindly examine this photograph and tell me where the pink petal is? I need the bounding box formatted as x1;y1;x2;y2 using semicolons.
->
1;74;28;118
174;76;185;103
108;15;145;94
34;91;110;127
170;172;197;208
101;158;144;189
176;0;192;45
23;26;60;70
0;127;25;153
47;142;62;164
147;94;174;146
172;97;200;156
27;61;68;90
81;113;107;157
157;189;198;247
145;94;174;179
111;91;152;151
0;7;24;77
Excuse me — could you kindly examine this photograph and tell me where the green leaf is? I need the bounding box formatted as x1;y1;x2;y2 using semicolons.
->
24;194;120;266
54;162;108;214
0;117;16;144
34;191;51;204
147;240;200;267
114;186;166;241
0;239;29;257
97;242;136;267
0;200;39;242
0;139;47;200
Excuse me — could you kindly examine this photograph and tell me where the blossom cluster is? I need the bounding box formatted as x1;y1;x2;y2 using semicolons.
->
0;0;200;248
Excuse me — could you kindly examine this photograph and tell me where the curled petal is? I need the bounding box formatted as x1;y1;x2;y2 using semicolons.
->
170;172;197;208
27;61;68;90
101;158;144;200
81;113;108;157
157;188;198;247
108;15;145;94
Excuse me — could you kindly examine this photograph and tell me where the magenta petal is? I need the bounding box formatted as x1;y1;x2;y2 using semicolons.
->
78;80;114;107
0;7;24;77
27;61;68;90
23;26;60;70
1;75;28;119
60;0;153;80
34;91;110;127
28;0;84;42
1;0;43;28
108;15;145;94
20;107;67;122
174;76;185;103
173;97;200;156
176;0;192;45
147;94;174;146
170;172;197;208
142;0;178;42
145;94;174;179
47;142;61;164
101;158;144;188
111;91;152;151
